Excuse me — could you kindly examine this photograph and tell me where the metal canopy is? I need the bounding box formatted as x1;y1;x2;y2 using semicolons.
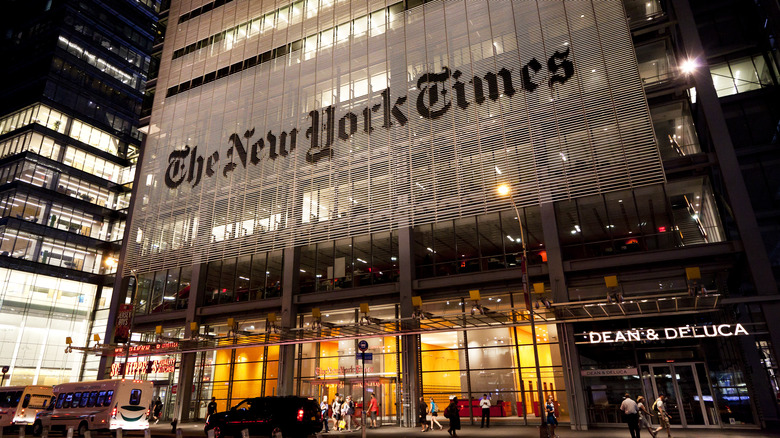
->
113;292;722;358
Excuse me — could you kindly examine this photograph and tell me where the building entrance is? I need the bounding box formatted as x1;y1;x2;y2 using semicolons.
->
641;363;718;427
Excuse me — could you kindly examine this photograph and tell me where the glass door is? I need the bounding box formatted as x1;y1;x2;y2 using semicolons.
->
644;363;712;427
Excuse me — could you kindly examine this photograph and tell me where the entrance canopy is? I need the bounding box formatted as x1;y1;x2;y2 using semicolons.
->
117;292;721;357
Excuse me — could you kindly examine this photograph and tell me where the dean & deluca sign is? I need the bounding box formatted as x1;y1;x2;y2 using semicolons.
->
585;323;749;344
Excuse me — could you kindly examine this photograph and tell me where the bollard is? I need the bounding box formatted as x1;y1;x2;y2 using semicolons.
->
175;428;183;438
41;427;48;438
207;430;215;438
240;429;249;438
83;430;90;438
18;425;24;438
66;428;73;438
115;428;122;438
144;429;151;438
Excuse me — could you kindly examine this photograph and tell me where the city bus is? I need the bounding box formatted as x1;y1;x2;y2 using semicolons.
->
0;386;54;430
33;379;152;436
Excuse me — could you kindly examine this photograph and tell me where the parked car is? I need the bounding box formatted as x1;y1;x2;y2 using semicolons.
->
204;396;322;438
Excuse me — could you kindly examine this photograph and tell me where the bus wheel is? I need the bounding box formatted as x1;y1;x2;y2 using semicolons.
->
31;421;42;437
77;422;89;437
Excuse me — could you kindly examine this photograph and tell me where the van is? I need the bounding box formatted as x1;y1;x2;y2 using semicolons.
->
0;386;54;430
33;379;153;436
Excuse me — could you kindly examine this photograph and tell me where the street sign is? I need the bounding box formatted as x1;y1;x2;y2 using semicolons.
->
358;340;368;352
2;366;8;374
356;352;373;363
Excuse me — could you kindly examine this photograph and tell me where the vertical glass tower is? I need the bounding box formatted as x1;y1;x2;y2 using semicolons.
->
0;0;159;384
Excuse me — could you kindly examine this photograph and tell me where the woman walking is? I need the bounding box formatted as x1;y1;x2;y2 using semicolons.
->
637;396;657;438
444;396;460;437
429;397;443;430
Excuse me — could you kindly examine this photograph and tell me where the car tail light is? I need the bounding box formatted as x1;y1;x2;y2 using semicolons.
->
296;408;304;422
111;407;117;419
146;409;150;418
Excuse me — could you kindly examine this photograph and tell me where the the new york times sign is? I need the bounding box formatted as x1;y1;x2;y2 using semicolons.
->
164;49;573;189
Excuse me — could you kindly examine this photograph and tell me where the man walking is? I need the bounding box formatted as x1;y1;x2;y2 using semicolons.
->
206;397;217;422
479;394;491;428
652;394;673;438
620;393;640;438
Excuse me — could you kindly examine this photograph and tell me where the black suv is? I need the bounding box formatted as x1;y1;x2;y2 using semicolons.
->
204;396;322;438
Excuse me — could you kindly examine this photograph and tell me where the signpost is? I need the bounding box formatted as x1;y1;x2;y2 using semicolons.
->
1;365;8;386
358;340;368;438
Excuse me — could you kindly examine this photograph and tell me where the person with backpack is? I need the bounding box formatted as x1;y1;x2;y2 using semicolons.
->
652;394;673;438
429;397;443;430
443;396;460;437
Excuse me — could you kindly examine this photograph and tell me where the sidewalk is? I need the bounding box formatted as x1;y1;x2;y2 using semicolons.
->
146;422;777;438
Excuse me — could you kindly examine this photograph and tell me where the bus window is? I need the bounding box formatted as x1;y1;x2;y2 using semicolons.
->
22;394;31;408
129;389;142;405
56;393;66;409
80;392;90;408
104;390;114;406
10;391;22;407
96;391;106;406
88;391;98;407
63;393;74;409
0;392;8;408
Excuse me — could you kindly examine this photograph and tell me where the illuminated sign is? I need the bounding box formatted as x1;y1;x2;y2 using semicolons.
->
581;368;638;377
110;358;177;377
315;365;374;376
114;342;180;356
585;324;749;344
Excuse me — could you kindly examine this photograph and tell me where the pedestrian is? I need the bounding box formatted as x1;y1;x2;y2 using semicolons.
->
652;394;673;438
637;396;657;438
429;397;443;430
546;395;559;438
368;393;379;429
207;397;217;422
620;393;640;438
331;394;342;431
444;396;460;437
320;395;330;433
418;396;430;432
345;395;356;431
154;398;163;424
479;394;491;428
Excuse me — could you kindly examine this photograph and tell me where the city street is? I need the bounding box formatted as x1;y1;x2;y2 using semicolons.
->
144;422;779;438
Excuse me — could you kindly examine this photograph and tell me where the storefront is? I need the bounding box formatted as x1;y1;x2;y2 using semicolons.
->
158;294;571;426
574;314;760;427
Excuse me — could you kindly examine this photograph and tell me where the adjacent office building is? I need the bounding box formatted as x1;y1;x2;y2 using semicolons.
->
111;0;780;430
0;0;158;384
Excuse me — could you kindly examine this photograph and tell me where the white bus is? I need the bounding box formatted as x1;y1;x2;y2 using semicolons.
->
33;379;153;436
0;386;54;429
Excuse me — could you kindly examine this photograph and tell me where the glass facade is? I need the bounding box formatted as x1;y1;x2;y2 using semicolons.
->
114;0;780;431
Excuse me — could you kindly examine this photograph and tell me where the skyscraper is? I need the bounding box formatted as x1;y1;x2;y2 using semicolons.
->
112;0;780;430
0;0;159;384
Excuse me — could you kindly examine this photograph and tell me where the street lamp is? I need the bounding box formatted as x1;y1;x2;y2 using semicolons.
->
497;184;546;427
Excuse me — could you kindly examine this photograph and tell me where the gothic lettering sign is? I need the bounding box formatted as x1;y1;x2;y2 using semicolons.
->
164;52;574;189
584;324;750;344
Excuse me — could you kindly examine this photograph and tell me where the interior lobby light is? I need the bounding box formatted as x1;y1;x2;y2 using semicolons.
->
497;184;511;197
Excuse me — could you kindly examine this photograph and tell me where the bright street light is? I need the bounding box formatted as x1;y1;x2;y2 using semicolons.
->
496;184;546;429
680;58;698;75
